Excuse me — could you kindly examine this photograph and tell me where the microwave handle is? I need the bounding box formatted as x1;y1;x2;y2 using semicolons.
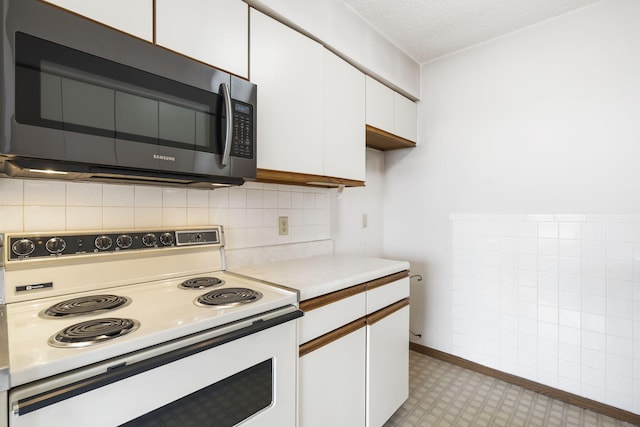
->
220;83;233;167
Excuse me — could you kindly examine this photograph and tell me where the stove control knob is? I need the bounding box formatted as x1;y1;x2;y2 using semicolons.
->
116;234;133;249
95;235;113;251
142;233;157;247
45;237;66;254
159;232;174;246
12;238;35;256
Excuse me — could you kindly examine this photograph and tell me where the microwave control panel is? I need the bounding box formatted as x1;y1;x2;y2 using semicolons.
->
230;101;254;159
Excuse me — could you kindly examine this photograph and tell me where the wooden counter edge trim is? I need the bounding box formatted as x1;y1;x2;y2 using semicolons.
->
299;283;366;312
299;316;367;357
409;343;640;426
366;298;409;326
365;270;409;292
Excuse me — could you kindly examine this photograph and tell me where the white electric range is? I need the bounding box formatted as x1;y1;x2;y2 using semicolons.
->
0;226;301;427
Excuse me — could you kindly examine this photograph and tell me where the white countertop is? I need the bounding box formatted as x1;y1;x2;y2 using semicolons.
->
230;255;410;301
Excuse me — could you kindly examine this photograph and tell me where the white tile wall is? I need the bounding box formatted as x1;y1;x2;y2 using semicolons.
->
0;178;332;250
451;213;640;413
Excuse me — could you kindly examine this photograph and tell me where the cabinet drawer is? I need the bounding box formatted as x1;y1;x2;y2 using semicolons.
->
299;292;366;344
367;277;409;314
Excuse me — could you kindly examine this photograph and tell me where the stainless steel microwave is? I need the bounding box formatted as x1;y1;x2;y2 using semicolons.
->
0;0;256;187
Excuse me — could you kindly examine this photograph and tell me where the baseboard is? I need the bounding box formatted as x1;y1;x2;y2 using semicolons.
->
409;342;640;426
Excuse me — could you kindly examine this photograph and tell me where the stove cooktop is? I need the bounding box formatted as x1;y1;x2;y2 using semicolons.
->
40;294;132;319
5;271;297;387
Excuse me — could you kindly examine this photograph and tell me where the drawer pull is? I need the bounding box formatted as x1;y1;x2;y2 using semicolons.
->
366;298;410;326
299;316;366;357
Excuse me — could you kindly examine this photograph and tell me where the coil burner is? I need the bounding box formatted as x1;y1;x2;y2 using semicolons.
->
40;295;131;319
48;317;140;348
179;277;224;290
195;288;263;307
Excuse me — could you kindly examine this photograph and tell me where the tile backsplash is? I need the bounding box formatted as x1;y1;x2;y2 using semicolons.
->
0;178;332;250
450;214;640;414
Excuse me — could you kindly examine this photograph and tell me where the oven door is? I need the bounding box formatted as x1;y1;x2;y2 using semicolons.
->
9;307;302;427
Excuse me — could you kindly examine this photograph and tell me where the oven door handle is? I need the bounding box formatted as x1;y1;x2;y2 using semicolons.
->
13;308;303;417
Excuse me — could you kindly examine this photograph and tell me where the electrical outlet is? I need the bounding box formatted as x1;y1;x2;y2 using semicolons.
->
278;216;289;235
362;213;368;228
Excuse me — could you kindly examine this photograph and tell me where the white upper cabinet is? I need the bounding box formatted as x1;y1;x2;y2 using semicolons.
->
366;76;417;144
250;9;324;177
393;92;418;143
323;50;365;182
43;0;153;41
365;76;394;132
251;9;366;183
155;0;248;78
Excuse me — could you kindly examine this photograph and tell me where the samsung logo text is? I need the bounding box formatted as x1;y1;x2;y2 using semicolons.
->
153;154;176;162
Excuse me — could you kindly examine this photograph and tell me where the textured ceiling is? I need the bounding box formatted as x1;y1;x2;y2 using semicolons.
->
344;0;602;64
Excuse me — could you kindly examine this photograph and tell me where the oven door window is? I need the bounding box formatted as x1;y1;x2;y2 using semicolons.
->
121;359;273;427
14;31;222;154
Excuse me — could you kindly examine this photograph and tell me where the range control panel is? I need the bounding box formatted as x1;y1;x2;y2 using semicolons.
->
5;228;222;261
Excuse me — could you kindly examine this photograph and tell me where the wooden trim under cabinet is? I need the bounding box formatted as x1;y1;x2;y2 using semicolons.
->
365;271;409;291
366;298;409;326
299;316;367;357
366;125;416;151
256;169;365;188
299;283;366;312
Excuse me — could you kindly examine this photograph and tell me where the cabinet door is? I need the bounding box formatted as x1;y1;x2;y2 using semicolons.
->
393;93;418;143
365;76;394;132
323;50;365;181
42;0;152;41
156;0;248;78
250;9;324;176
299;328;366;427
366;75;418;145
367;305;409;427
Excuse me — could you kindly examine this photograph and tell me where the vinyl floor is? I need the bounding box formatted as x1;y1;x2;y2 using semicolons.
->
383;350;638;427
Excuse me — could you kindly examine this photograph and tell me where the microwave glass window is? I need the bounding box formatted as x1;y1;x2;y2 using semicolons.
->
159;102;194;145
40;72;63;122
116;92;159;142
195;111;212;148
15;32;220;154
63;77;117;134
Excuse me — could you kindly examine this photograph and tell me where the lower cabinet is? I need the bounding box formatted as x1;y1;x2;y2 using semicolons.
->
299;327;366;427
298;272;410;427
367;304;410;427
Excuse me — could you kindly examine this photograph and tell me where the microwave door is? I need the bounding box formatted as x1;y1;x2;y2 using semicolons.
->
157;74;232;177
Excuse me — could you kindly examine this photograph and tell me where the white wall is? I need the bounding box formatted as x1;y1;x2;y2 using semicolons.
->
244;0;420;98
383;0;640;414
332;148;385;257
